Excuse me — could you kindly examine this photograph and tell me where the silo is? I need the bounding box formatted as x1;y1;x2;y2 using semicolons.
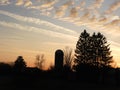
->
55;49;64;70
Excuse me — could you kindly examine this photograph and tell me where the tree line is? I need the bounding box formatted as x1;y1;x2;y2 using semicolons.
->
0;30;115;72
0;30;120;87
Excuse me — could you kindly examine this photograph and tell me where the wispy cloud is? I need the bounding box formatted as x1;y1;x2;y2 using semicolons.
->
53;2;120;36
43;42;75;48
0;0;10;5
88;0;104;9
108;19;120;26
0;21;77;40
79;0;86;8
55;0;74;17
109;40;120;48
105;1;120;14
24;0;32;7
73;1;86;11
70;15;120;37
40;0;57;9
69;7;78;18
16;0;32;7
0;10;77;35
28;0;57;11
109;40;120;58
16;0;24;6
49;0;120;36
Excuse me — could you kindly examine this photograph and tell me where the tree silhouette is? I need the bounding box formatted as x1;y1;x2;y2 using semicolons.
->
13;56;26;72
35;54;45;70
0;62;12;74
74;30;113;72
63;46;74;71
74;30;90;66
90;32;113;67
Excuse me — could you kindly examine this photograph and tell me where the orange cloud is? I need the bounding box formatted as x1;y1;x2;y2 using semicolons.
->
16;0;24;6
69;7;78;18
0;0;10;5
79;1;86;8
24;0;32;7
99;17;108;23
81;12;91;19
55;0;74;17
88;0;104;9
40;0;57;9
75;1;86;11
110;19;120;25
105;1;120;14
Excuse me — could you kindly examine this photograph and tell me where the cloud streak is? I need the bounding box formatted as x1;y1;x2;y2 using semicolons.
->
24;0;32;7
88;0;104;9
105;1;120;14
40;0;57;9
0;0;10;5
55;0;74;17
16;0;24;6
0;21;77;40
43;42;75;48
0;10;77;35
53;2;120;37
69;7;78;18
16;0;32;7
28;0;57;11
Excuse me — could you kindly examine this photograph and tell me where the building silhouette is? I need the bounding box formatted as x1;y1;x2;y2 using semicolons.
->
55;49;64;70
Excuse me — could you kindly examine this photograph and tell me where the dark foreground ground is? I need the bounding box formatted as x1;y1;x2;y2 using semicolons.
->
0;75;120;90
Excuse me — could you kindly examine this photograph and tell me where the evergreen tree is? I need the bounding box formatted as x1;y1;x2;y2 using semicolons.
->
13;56;26;72
74;30;90;66
74;30;113;72
91;32;113;67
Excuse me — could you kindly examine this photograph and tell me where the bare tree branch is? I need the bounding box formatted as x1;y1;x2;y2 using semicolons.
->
63;46;74;69
35;54;45;70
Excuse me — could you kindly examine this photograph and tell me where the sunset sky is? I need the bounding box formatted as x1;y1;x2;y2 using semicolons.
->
0;0;120;68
